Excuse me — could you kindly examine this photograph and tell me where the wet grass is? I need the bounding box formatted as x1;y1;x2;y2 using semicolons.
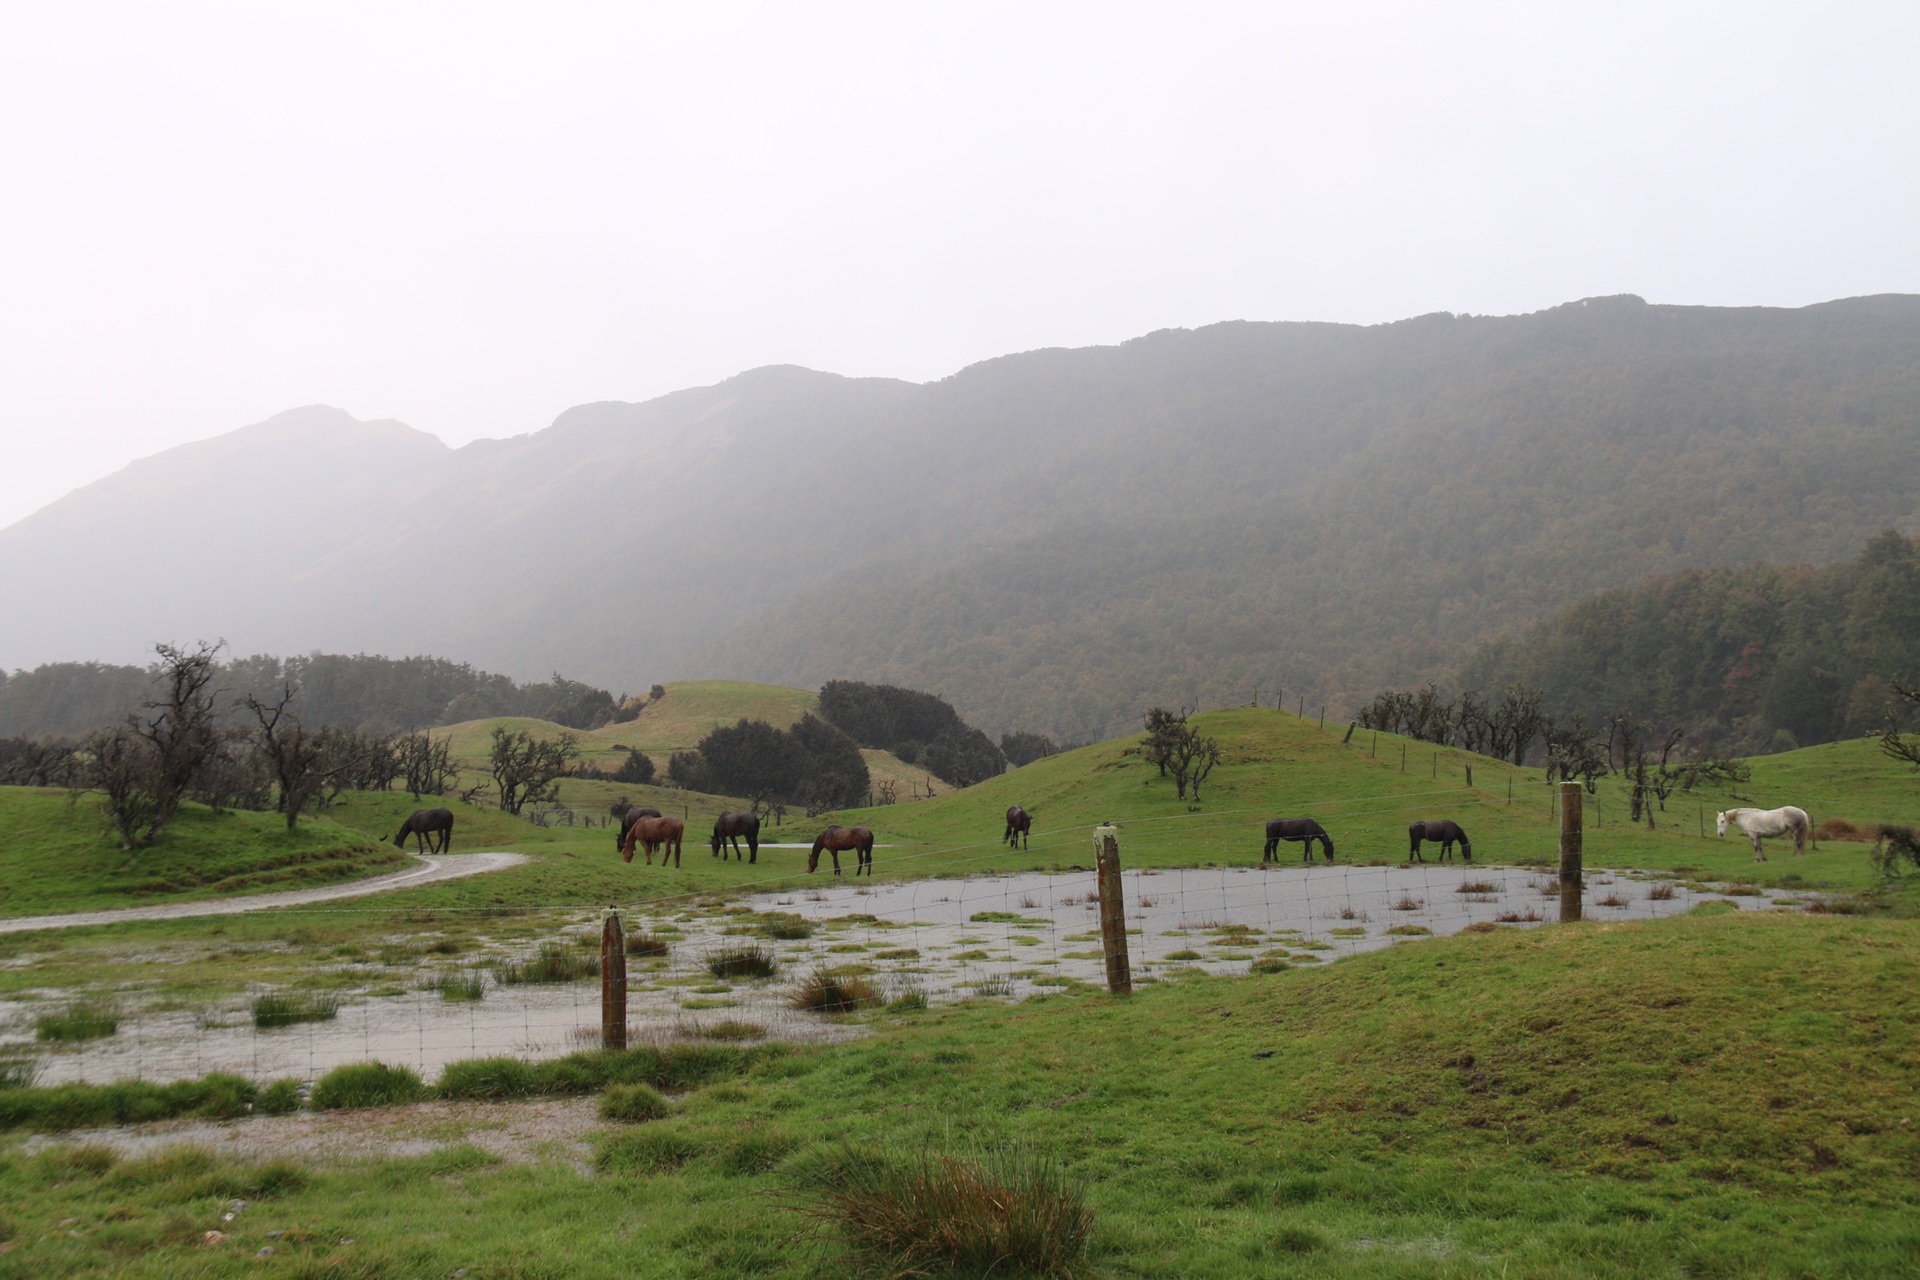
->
250;993;339;1028
706;944;779;980
35;999;120;1041
791;970;881;1013
493;941;600;984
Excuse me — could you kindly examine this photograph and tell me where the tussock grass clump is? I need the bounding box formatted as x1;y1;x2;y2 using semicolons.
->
888;986;929;1012
310;1062;424;1110
256;1079;303;1115
1249;957;1290;974
1384;924;1431;936
0;1060;39;1090
791;1143;1093;1280
757;913;816;940
1648;882;1677;901
791;970;882;1014
626;931;672;957
252;992;340;1028
1462;921;1500;934
432;970;486;1002
435;1056;542;1100
1391;895;1424;912
707;944;779;980
1456;881;1501;895
1494;909;1543;923
0;1073;257;1132
598;1127;700;1174
1815;817;1871;842
432;1042;785;1101
494;942;600;984
1596;893;1631;908
36;999;120;1042
600;1082;670;1123
1164;948;1204;961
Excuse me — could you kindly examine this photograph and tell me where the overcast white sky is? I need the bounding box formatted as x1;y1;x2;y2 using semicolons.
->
2;1;1915;529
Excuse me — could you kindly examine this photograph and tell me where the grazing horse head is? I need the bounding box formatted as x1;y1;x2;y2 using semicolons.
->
806;833;826;873
1716;810;1731;837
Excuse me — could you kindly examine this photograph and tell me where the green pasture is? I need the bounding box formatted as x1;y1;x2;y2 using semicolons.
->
440;678;821;765
2;909;1916;1277
0;791;404;920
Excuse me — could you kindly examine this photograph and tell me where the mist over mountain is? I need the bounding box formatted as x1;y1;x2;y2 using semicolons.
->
6;294;1918;743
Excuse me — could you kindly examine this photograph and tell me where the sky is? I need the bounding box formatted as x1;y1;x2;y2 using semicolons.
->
2;0;1916;530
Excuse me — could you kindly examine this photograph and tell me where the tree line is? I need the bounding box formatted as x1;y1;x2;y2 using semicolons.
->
14;642;467;850
816;680;1006;786
0;651;645;740
1453;530;1920;757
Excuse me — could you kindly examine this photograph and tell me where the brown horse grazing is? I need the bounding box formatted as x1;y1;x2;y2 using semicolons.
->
613;805;663;852
393;808;454;854
808;826;874;876
1003;805;1032;850
1408;820;1471;863
621;815;685;867
711;811;761;862
1263;818;1335;863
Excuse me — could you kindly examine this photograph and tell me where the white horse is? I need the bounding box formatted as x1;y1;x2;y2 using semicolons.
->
1716;806;1811;861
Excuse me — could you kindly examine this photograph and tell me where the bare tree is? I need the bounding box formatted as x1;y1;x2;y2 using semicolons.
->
76;723;159;850
489;726;578;814
1882;680;1920;772
245;683;369;831
1168;724;1222;802
399;731;461;799
1543;714;1609;793
134;641;225;832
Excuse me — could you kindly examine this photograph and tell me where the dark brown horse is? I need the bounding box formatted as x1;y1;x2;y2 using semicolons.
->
1408;820;1471;862
1003;805;1032;850
613;805;663;852
621;815;685;867
808;825;874;876
711;811;761;862
1263;818;1335;863
393;808;454;854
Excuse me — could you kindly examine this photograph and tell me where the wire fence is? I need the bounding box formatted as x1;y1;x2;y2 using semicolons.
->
1;789;1824;1089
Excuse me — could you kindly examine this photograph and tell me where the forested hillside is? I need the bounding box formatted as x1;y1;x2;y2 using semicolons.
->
5;294;1917;743
1452;530;1920;755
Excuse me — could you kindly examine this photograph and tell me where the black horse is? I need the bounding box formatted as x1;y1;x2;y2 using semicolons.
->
1263;818;1335;863
1003;805;1032;850
614;805;663;852
393;808;454;854
711;811;761;863
1408;820;1471;863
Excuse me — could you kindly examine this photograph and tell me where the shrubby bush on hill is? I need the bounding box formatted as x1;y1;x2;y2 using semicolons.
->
818;680;1004;787
668;714;868;812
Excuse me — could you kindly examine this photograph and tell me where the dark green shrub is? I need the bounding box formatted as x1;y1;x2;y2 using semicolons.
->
310;1062;424;1110
600;1082;669;1123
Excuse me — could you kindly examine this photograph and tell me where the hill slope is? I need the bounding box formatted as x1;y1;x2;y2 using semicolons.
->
6;295;1918;743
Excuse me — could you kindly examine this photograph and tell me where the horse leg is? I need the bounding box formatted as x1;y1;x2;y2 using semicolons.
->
1751;834;1765;862
749;836;758;865
831;850;842;876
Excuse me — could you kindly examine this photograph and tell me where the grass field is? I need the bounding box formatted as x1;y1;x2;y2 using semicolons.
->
0;791;405;919
2;707;1917;1276
1;909;1915;1277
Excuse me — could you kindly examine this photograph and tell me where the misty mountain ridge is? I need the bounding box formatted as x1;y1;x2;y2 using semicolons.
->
6;293;1918;743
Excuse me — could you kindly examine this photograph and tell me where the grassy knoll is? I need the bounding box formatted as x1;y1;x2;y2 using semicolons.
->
1740;736;1920;830
0;790;404;919
2;909;1916;1277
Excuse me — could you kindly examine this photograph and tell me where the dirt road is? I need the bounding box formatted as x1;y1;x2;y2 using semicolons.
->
0;852;529;934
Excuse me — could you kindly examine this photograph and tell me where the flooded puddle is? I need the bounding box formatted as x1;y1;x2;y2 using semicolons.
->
2;864;1807;1086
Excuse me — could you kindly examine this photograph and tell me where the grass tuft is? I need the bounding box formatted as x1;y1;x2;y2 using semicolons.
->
1648;882;1677;900
790;1143;1093;1279
310;1062;424;1110
431;970;486;1002
600;1082;670;1123
791;970;882;1013
756;913;816;940
0;1059;40;1090
252;993;340;1028
495;942;600;984
36;1000;120;1042
1456;881;1501;894
626;930;672;957
708;943;780;980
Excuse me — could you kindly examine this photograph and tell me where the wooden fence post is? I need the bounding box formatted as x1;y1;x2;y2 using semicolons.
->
1093;823;1131;995
1558;782;1583;924
602;907;628;1050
